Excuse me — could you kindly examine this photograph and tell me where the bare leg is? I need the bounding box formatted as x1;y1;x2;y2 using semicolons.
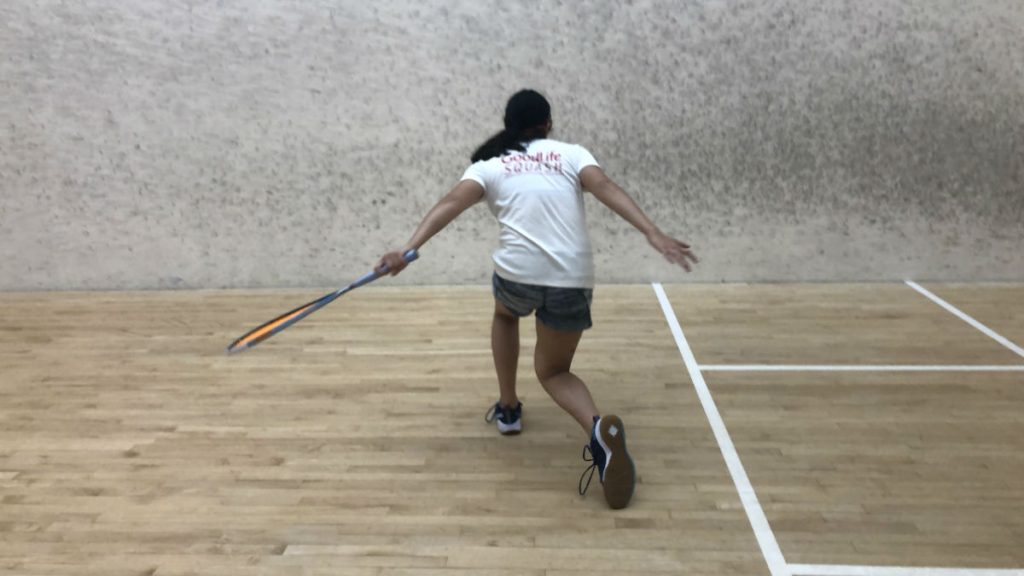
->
533;320;599;434
491;301;520;408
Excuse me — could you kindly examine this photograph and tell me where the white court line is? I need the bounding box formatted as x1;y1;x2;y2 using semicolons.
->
652;283;790;576
905;280;1024;359
791;564;1024;576
701;364;1024;372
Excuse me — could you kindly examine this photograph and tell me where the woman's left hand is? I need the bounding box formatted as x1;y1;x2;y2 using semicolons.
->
647;231;699;272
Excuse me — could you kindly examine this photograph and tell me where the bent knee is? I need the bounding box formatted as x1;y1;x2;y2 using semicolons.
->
535;361;570;383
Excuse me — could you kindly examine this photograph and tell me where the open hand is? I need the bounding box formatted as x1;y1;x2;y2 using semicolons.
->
647;231;699;272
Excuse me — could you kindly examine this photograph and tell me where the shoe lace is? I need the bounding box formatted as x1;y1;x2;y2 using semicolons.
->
484;404;498;423
578;444;599;496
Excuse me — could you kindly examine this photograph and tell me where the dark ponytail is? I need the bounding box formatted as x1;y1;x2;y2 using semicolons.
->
471;129;523;163
470;89;551;163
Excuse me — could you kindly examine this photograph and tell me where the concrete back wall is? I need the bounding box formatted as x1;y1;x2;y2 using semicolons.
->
2;0;1022;290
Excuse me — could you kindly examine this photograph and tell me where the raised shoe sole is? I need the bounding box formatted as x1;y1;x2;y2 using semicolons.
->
595;414;635;509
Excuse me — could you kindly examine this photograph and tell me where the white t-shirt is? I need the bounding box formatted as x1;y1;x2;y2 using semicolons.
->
461;139;599;288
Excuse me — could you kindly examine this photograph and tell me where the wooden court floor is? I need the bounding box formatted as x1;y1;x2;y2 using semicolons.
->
1;282;1022;576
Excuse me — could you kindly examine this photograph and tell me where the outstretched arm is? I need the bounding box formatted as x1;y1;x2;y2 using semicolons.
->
376;179;485;275
579;165;698;272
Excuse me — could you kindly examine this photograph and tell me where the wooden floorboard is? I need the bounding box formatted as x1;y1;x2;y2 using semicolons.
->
0;285;764;576
707;370;1024;567
1;283;1022;574
921;283;1024;355
661;283;1024;366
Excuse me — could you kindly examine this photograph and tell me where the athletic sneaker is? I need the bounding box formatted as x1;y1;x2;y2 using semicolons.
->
578;415;636;509
484;401;522;435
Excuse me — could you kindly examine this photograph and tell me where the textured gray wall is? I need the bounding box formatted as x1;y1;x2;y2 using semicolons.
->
2;0;1022;290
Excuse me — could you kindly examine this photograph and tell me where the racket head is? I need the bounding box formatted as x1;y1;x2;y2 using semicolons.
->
225;292;336;354
225;249;419;355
